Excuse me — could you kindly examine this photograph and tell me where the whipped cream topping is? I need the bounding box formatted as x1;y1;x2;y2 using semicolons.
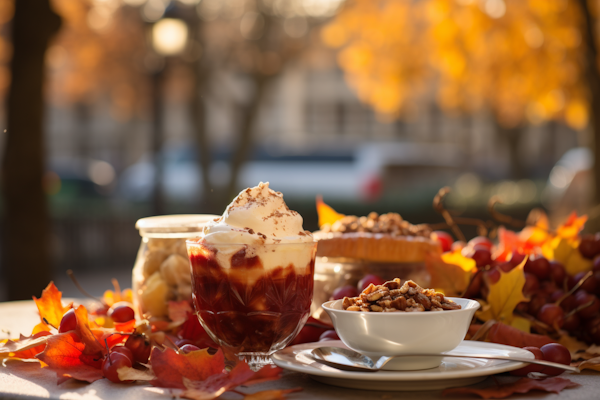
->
202;182;313;245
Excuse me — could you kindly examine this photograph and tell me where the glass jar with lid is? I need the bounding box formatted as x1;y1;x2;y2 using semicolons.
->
132;214;218;320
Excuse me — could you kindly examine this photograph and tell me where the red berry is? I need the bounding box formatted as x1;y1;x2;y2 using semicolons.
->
523;273;539;296
485;267;501;285
111;346;134;361
574;291;600;319
469;236;493;250
319;330;340;342
180;344;201;354
549;261;567;287
102;352;132;383
579;235;600;259
59;309;77;333
540;343;571;376
331;285;359;300
462;270;483;299
509;250;527;267
431;231;453;252
528;293;547;316
469;246;493;268
525;256;550;280
537;303;565;329
562;313;580;331
124;334;151;364
593;255;600;273
510;346;544;376
498;261;515;273
108;303;135;323
573;272;598;294
357;274;385;292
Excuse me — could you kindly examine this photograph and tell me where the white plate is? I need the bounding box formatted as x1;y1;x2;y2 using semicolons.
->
271;340;531;391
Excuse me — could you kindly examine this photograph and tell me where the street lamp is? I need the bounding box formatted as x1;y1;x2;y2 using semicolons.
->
149;16;189;215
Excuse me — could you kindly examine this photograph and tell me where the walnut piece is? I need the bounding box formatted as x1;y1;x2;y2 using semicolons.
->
342;279;461;313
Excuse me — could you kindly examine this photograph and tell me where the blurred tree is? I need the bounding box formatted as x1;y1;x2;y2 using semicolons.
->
2;0;61;300
322;0;594;183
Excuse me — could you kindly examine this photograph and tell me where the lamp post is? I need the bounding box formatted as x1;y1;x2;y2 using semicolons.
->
149;17;188;215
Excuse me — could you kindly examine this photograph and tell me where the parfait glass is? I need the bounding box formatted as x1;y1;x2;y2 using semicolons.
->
186;240;317;370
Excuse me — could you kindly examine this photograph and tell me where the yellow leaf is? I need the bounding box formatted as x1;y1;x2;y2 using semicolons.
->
441;249;477;272
425;252;473;296
476;260;528;326
316;196;345;228
546;237;575;265
510;316;531;333
565;249;593;276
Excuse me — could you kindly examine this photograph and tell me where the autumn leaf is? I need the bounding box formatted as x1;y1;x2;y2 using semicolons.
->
556;212;587;239
150;347;225;389
443;377;579;399
168;300;194;325
543;237;592;275
476;260;529;328
243;388;302;400
36;333;104;384
0;332;51;359
558;333;589;357
578;356;600;372
177;311;215;349
243;365;283;386
33;282;72;328
117;365;156;381
181;362;256;400
486;322;555;348
316;195;345;228
73;305;105;356
425;251;474;296
103;278;133;308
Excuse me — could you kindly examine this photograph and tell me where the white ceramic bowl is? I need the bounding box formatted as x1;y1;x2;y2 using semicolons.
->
322;297;480;371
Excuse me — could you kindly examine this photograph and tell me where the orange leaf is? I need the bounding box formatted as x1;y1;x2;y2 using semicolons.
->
443;377;579;398
181;363;256;400
36;333;103;384
168;300;194;324
425;251;473;296
150;347;226;389
556;212;587;239
316;195;345;228
0;332;51;359
73;305;105;356
33;282;72;328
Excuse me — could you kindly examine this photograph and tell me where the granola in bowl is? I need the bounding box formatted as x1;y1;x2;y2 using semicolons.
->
342;278;461;312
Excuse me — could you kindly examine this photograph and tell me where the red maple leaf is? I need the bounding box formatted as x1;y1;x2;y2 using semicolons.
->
443;377;579;399
149;347;225;389
33;282;72;328
177;311;215;349
36;332;104;384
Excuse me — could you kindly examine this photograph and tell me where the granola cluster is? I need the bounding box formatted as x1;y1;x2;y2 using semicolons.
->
342;279;461;312
320;212;432;238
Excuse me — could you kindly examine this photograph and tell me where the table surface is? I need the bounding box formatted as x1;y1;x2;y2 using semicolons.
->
1;300;598;400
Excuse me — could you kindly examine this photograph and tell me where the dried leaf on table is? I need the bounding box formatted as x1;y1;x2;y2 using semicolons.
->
243;388;302;399
476;260;529;329
425;250;474;296
117;365;156;381
36;333;104;384
443;377;580;399
558;333;589;358
150;347;225;389
33;282;72;328
0;333;50;357
487;322;555;348
180;363;256;400
577;356;600;372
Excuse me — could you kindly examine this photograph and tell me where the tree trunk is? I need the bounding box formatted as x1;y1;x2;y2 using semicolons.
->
188;19;215;212
226;74;270;200
577;0;600;205
2;0;61;300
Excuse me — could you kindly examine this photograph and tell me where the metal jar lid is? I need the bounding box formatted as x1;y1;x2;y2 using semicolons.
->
135;214;219;238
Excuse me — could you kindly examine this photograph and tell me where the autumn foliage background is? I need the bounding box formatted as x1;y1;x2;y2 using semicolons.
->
2;0;600;300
